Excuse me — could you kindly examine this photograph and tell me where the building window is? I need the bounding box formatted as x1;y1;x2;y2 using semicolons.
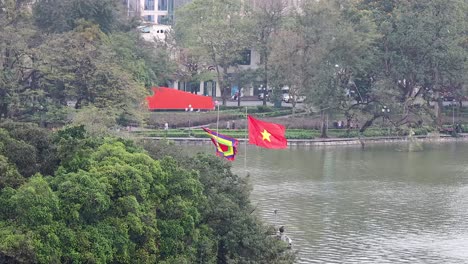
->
157;15;168;24
177;81;185;91
144;15;155;22
145;0;155;10
167;0;174;24
204;81;216;97
237;50;251;65
158;0;168;10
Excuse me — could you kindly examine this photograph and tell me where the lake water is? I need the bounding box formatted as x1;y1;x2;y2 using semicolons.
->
225;142;468;264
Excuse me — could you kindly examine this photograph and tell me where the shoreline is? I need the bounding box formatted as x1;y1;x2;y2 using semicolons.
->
137;134;468;147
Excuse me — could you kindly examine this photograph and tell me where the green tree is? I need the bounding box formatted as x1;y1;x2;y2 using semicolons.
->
250;0;286;106
0;125;294;263
142;141;295;263
108;32;176;88
288;0;378;137
1;0;174;127
269;30;306;115
387;0;467;126
175;0;253;105
37;22;146;122
0;176;62;263
33;0;123;33
0;0;45;122
0;135;209;263
357;0;468;129
0;155;24;189
0;122;58;177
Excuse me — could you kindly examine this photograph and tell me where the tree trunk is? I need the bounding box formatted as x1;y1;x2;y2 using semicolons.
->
291;101;296;118
263;55;268;106
433;91;441;126
75;98;83;109
359;115;380;133
434;99;443;127
433;67;442;127
320;111;328;138
345;115;352;134
221;66;228;106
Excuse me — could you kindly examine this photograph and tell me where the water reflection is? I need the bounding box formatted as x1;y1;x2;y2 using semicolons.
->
183;142;468;263
230;142;468;264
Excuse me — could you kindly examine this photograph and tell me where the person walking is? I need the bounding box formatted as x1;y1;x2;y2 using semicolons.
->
164;122;169;137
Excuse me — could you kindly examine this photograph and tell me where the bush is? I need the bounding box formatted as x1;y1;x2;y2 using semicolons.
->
256;105;273;113
146;112;240;129
413;127;431;135
141;143;296;263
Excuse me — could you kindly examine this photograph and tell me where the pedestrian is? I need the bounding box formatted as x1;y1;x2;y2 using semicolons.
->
226;121;231;130
164;122;169;137
457;120;463;133
231;121;236;129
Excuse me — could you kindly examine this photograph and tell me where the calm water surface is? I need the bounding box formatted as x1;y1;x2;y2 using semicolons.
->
191;142;468;263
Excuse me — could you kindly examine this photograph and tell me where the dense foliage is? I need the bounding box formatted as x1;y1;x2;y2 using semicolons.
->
0;124;294;263
0;0;174;127
176;0;467;133
175;0;253;105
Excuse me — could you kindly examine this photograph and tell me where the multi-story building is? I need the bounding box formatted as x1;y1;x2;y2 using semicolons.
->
125;0;193;24
126;0;169;24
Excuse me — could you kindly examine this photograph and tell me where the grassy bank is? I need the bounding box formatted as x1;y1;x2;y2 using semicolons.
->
132;127;433;139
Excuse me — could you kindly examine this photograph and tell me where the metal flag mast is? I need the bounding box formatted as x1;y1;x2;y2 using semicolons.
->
216;101;220;135
215;101;221;150
244;106;248;175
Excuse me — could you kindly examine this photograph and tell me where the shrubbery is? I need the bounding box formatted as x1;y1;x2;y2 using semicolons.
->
132;126;432;139
146;108;296;129
0;123;295;263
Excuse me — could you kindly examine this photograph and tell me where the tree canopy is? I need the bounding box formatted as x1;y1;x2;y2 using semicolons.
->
0;0;174;127
175;0;253;105
0;124;295;263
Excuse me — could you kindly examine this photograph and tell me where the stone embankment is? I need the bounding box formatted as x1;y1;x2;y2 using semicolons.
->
138;134;468;147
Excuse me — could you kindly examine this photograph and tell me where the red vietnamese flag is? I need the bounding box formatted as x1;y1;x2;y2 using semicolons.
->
248;115;287;149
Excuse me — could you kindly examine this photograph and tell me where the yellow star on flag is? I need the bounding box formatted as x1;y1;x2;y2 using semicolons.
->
261;129;271;142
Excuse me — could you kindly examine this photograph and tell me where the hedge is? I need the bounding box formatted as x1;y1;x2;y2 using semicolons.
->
131;127;431;139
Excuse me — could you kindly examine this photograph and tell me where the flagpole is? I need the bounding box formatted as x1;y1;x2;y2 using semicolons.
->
216;102;220;135
244;106;248;175
214;102;221;151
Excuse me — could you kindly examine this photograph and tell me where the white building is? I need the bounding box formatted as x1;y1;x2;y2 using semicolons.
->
125;0;170;24
125;0;193;24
